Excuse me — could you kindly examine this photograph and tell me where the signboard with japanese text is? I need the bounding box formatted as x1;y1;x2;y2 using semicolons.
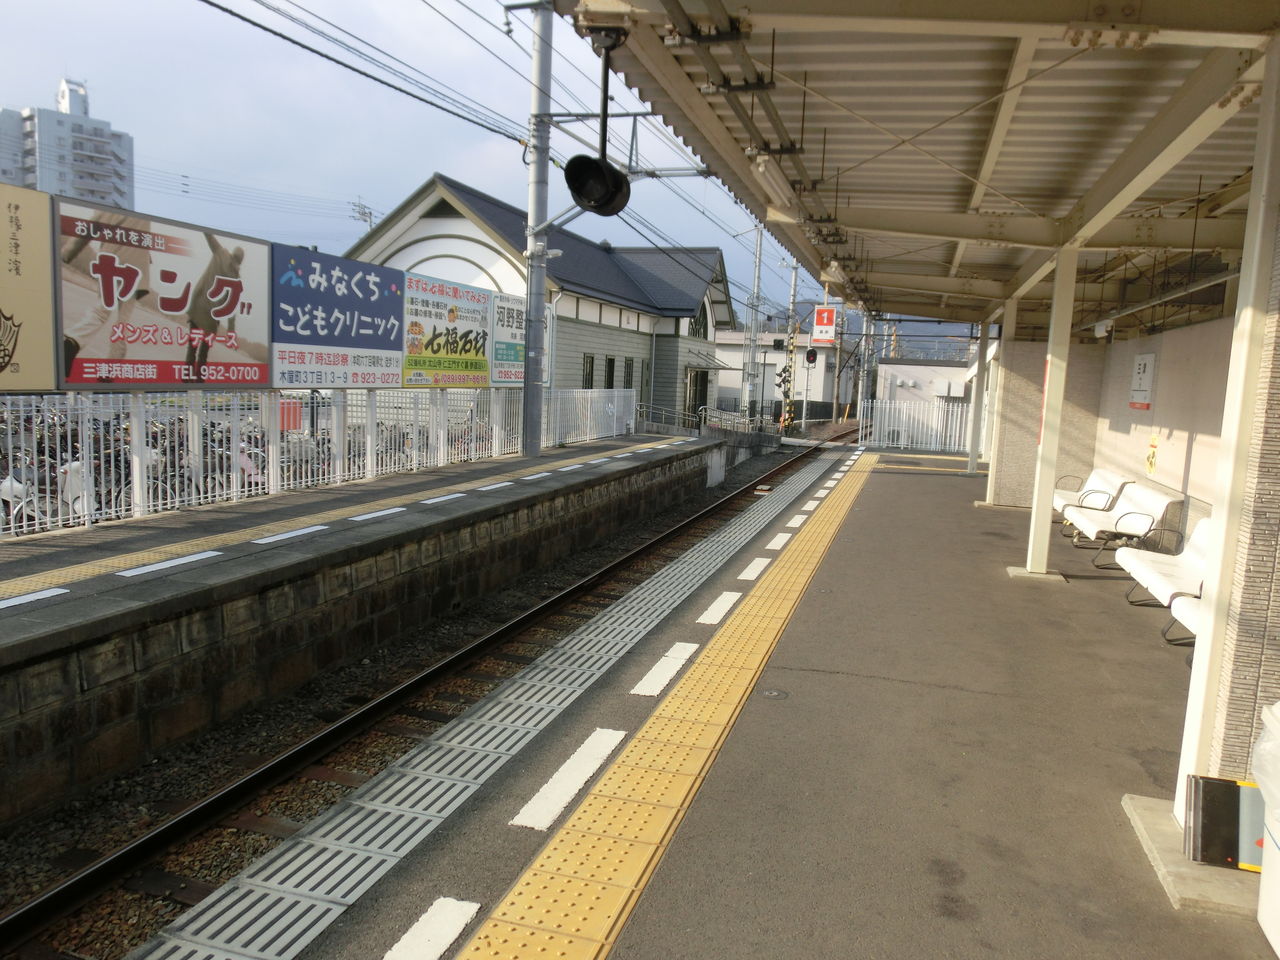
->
0;185;58;392
402;273;491;388
57;200;270;388
490;291;525;386
271;246;403;388
812;306;836;344
1130;353;1155;410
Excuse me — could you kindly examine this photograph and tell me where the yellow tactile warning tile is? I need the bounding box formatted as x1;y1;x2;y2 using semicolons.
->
614;739;712;777
532;830;658;888
457;452;878;959
564;795;680;845
0;439;676;600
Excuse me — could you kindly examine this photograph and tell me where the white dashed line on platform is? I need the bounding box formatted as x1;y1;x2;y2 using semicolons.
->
382;898;481;960
478;481;513;491
558;464;585;471
802;500;820;511
348;507;407;522
0;588;70;609
631;642;700;695
252;525;328;544
738;557;771;580
634;448;654;453
786;515;807;528
588;458;612;463
117;551;223;577
695;592;741;625
815;489;830;499
765;533;791;550
520;472;552;480
422;493;466;504
824;480;838;488
509;728;627;831
614;453;633;458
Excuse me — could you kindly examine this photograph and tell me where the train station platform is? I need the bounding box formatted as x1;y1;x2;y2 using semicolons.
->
201;448;1268;960
0;433;736;822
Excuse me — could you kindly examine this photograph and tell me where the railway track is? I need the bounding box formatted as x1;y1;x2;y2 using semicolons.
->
1;430;859;960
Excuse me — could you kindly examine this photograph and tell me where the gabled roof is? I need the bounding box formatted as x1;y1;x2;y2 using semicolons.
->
609;246;722;314
353;173;725;319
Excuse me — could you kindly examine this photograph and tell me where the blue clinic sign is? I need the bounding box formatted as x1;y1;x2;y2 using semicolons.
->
270;246;404;388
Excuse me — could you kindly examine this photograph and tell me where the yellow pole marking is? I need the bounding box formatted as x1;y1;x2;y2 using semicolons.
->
0;439;676;600
456;453;878;960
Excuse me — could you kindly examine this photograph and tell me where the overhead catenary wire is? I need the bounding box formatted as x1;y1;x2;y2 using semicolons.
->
191;0;526;144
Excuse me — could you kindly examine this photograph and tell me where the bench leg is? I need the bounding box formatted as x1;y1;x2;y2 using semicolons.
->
1162;617;1195;646
1091;539;1122;569
1125;580;1162;607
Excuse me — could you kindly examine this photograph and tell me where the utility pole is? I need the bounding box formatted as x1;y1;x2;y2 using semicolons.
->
350;198;375;230
834;309;843;421
782;259;798;430
521;1;552;457
742;225;763;420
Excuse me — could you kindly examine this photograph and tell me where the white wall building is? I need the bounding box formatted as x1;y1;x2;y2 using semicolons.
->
875;358;971;404
0;79;134;208
715;328;858;421
348;174;734;415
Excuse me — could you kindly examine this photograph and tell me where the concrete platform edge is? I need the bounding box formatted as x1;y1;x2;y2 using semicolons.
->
1123;793;1260;918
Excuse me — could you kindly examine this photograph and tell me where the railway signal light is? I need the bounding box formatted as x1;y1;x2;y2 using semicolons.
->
805;347;818;365
565;155;630;216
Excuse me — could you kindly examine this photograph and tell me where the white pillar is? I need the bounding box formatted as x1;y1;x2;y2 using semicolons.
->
966;322;989;473
1025;248;1078;574
365;388;377;479
264;391;282;495
1175;41;1280;825
129;391;146;517
330;391;346;482
986;299;1018;504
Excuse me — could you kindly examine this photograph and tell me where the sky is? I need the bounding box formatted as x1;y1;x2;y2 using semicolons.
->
0;0;835;323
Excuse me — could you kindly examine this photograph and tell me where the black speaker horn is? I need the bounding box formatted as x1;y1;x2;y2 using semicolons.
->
565;155;631;217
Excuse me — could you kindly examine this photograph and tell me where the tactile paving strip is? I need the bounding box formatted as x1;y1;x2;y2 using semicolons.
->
456;453;877;960
126;449;854;960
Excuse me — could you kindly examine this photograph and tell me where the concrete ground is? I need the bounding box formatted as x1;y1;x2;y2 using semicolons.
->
607;455;1271;958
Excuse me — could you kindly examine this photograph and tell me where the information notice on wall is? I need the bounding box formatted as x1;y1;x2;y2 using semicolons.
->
1130;353;1155;410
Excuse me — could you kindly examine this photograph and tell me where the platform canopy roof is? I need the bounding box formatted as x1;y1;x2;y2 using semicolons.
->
557;0;1276;338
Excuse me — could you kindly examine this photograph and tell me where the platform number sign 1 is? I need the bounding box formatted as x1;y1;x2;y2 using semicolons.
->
1130;353;1155;410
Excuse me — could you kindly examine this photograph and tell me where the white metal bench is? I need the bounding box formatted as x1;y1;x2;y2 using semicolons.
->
1164;595;1203;646
1115;517;1212;608
1052;468;1130;514
1061;483;1180;567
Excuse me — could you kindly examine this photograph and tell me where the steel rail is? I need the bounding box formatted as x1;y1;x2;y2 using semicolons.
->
0;431;859;948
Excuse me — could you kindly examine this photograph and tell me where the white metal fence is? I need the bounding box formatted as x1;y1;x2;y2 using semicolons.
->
860;399;972;453
0;388;634;536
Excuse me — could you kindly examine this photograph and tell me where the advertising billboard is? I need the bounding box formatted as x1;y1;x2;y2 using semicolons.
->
402;273;491;388
271;247;403;388
0;185;58;392
57;200;270;388
490;291;525;386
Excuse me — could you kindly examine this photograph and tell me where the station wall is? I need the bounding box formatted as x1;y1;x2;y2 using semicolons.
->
987;340;1104;507
1091;315;1231;515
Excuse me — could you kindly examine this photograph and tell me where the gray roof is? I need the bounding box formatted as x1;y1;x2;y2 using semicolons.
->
355;174;725;319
